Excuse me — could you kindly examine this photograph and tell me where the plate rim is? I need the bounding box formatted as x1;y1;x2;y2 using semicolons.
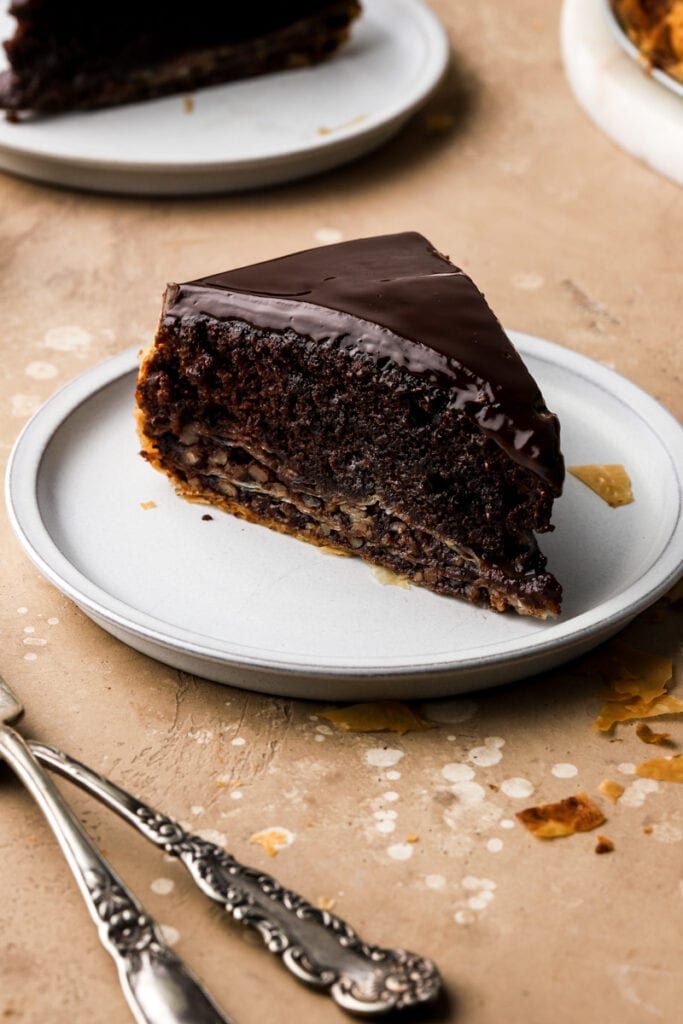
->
0;0;449;173
6;332;683;680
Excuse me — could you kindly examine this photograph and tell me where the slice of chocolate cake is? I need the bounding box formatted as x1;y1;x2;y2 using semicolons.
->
136;233;564;618
0;1;361;119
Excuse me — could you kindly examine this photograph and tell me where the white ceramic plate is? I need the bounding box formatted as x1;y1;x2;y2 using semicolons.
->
561;0;683;188
0;0;448;194
7;333;683;700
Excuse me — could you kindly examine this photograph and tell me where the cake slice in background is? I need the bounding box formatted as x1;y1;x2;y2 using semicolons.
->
0;1;361;119
136;233;565;619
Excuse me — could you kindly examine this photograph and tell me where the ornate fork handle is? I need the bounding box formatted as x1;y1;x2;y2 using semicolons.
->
31;741;441;1015
0;729;234;1024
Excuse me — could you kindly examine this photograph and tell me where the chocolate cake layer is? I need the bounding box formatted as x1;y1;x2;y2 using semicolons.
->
136;234;564;618
0;1;361;117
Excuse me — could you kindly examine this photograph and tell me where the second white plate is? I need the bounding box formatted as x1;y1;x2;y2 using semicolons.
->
0;0;449;194
6;333;683;699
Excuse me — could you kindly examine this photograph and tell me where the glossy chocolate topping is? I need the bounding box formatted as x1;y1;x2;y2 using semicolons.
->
164;232;563;491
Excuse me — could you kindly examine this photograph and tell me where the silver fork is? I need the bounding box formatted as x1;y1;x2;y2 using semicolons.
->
27;745;441;1015
0;673;235;1024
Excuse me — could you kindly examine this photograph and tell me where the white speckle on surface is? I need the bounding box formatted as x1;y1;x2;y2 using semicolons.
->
511;272;544;291
365;748;404;768
386;770;401;781
374;809;397;821
151;878;175;896
314;734;325;742
23;625;35;634
618;762;636;775
383;791;399;802
468;893;493;911
447;735;456;741
191;805;204;816
486;838;504;853
421;699;478;724
450;781;486;805
376;819;396;834
609;964;667;1019
315;725;333;735
159;925;180;946
387;842;414;861
11;393;41;418
454;909;477;926
308;715;319;721
23;637;47;646
23;653;37;662
442;763;475;783
315;227;344;244
462;876;496;892
230;790;243;800
231;736;246;747
485;737;505;749
47;617;59;625
468;745;503;767
17;607;28;615
25;361;58;380
43;325;92;356
196;829;227;848
501;777;534;799
620;778;659;808
500;819;515;829
425;874;446;890
188;728;213;745
552;763;579;779
649;822;682;844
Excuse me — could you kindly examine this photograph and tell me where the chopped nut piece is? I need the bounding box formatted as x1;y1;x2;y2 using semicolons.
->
598;779;624;803
595;835;614;854
320;701;434;735
140;500;157;510
635;723;673;746
568;464;634;507
317;896;336;911
635;756;683;783
516;793;605;839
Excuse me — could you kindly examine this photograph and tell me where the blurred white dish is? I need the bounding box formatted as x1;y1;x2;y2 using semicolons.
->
0;0;448;194
561;0;683;187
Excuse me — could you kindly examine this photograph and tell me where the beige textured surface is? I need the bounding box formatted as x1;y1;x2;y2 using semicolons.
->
1;3;682;1023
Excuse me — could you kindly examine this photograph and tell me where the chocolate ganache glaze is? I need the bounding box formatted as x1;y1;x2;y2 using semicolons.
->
164;232;564;492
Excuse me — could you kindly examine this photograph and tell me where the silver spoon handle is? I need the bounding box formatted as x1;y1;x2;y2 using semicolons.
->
31;740;441;1016
0;727;234;1024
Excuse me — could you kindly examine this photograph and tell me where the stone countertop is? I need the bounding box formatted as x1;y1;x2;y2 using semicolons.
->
1;2;682;1023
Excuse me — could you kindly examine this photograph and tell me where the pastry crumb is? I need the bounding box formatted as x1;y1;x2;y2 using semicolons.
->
597;779;624;803
595;835;614;854
405;833;419;843
317;896;336;911
586;641;678;731
568;464;633;507
140;500;157;510
320;701;434;735
635;755;683;783
636;722;673;746
249;829;290;857
516;793;605;839
183;95;195;114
